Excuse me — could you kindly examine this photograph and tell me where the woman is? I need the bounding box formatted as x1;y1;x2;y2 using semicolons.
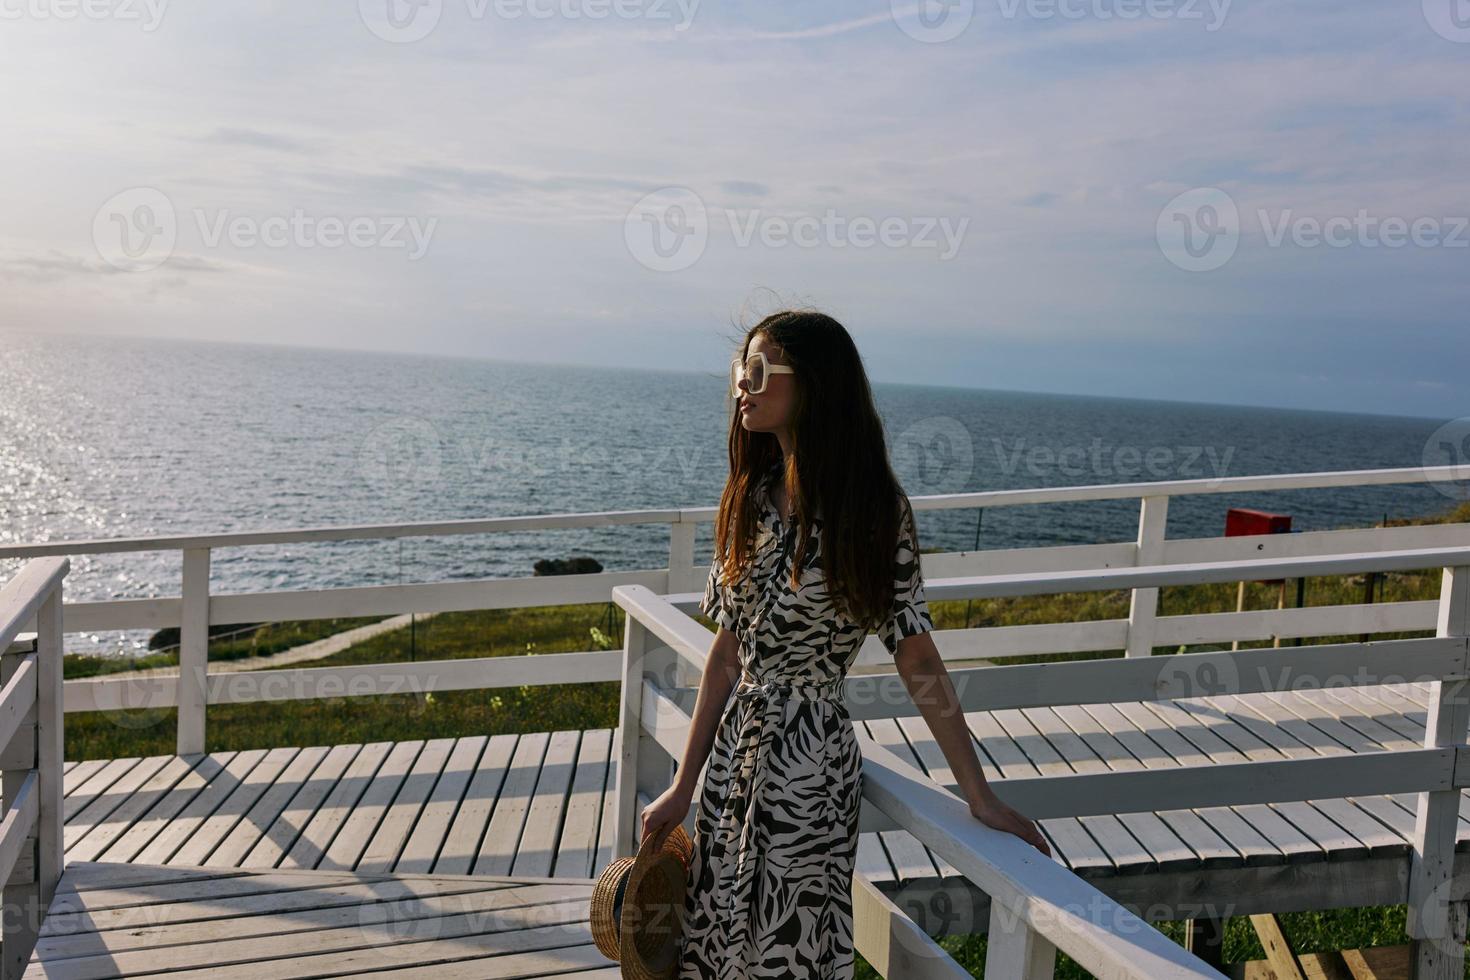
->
642;310;1049;979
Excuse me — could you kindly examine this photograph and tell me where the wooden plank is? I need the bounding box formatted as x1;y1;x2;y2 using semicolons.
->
241;742;363;868
1090;700;1319;865
513;730;580;878
63;755;173;851
1348;686;1470;845
128;749;271;866
62;757;147;825
61;759;108;798
167;747;303;866
34;879;585;957
26;896;596;979
594;736;618;877
1134;701;1276;866
964;712;1108;874
1227;694;1405;857
852;719;905;887
1055;702;1277;868
396;736;489;874
986;746;1451;821
357;737;456;874
995;707;1164;874
887;711;981;881
474;732;549;876
41;868;517;937
206;745;332;867
319;740;424;871
1268;690;1421;855
338;943;613;980
552;728;610;879
1029;705;1211;875
857;719;944;882
46;863;258;906
1232;944;1409;980
851;637;1465;719
1052;702;1246;869
856;832;898;887
1167;696;1368;860
280;741;392;869
1248;913;1307;980
65;755;202;863
92;753;240;864
436;733;515;875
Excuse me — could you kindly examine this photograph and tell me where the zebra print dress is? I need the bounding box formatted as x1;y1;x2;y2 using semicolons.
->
675;463;935;979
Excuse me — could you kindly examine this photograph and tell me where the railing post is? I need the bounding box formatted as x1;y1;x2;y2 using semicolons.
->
985;905;1057;980
1125;495;1169;658
0;644;35;980
612;616;649;859
176;548;210;756
34;583;63;938
0;573;65;980
1406;564;1470;979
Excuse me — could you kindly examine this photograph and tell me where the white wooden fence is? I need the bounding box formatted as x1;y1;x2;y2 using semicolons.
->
0;558;67;979
610;542;1470;979
0;465;1464;757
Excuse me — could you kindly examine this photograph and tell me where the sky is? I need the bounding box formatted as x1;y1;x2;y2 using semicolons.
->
1;0;1466;419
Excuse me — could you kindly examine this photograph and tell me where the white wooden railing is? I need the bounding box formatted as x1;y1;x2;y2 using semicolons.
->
610;543;1470;979
0;559;67;979
0;464;1464;757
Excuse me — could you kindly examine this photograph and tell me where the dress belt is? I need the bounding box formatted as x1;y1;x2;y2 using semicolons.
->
732;671;846;703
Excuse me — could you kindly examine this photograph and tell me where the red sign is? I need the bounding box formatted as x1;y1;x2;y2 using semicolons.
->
1225;508;1292;584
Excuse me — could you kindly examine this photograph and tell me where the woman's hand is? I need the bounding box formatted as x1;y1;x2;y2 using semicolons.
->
642;784;694;850
970;793;1051;858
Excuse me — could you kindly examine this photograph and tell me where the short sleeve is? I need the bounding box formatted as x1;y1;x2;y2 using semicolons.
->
701;553;738;631
877;500;935;656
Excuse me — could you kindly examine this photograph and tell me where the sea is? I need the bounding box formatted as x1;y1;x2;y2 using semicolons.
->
0;331;1461;656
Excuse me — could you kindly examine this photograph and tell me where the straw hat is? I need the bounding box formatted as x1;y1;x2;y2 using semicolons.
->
591;823;694;980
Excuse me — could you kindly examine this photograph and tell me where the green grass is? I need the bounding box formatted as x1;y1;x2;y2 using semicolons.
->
855;907;1416;979
60;497;1470;977
62;616;391;679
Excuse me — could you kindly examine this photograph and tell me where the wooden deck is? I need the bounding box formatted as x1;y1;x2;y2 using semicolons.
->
24;861;610;979
35;680;1470;944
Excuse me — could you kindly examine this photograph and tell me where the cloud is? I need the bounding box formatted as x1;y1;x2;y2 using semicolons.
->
720;180;769;197
0;250;232;284
203;128;315;153
0;0;1465;416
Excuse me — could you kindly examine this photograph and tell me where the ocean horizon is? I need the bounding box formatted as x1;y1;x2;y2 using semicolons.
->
1;329;1460;656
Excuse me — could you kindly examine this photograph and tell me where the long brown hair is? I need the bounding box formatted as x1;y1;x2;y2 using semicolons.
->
710;309;914;631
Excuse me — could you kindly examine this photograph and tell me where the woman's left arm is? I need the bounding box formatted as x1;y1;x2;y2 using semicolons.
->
891;631;1052;857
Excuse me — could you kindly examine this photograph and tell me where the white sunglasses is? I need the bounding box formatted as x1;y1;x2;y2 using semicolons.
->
729;351;794;397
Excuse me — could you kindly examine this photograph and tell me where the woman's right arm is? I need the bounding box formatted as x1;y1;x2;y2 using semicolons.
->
640;625;742;844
